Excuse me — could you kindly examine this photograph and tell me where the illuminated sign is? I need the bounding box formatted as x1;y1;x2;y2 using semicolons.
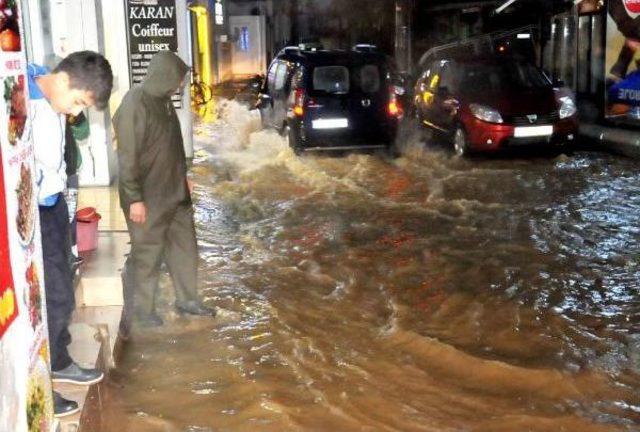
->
125;0;181;108
215;0;224;25
623;0;640;16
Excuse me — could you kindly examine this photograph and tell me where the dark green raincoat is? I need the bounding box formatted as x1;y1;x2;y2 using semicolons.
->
114;50;190;211
113;51;198;323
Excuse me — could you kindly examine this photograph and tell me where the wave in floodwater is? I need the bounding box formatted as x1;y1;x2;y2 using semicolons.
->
102;100;640;432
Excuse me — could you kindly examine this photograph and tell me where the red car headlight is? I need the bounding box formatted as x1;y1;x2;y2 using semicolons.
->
558;96;577;119
469;103;504;124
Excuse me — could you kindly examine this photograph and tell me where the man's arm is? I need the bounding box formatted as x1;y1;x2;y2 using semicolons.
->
113;96;146;222
32;103;66;203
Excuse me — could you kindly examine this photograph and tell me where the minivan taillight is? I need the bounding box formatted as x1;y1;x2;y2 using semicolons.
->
293;88;305;117
388;88;402;118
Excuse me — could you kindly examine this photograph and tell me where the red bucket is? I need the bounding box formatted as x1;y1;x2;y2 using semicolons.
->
76;207;101;252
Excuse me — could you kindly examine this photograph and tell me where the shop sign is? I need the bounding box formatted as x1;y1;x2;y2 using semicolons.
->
125;0;182;108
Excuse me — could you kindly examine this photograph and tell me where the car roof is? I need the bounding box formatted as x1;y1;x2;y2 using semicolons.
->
275;48;389;67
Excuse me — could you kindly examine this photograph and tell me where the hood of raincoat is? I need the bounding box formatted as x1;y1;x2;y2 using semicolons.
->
142;51;189;98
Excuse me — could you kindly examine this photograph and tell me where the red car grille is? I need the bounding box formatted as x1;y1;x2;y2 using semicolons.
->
510;111;559;126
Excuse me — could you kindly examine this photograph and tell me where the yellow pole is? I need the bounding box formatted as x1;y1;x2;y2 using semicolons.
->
191;6;215;120
194;6;212;86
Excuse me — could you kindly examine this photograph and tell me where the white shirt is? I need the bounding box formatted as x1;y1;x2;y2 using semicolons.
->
31;96;66;204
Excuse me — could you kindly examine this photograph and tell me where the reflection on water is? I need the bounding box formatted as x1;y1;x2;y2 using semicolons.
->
101;101;640;431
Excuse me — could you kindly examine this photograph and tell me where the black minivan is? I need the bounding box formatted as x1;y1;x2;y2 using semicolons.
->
256;46;403;154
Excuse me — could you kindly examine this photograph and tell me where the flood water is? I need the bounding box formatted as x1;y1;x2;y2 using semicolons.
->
99;101;640;432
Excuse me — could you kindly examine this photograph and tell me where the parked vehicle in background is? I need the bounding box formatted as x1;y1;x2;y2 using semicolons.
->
256;45;404;155
211;74;263;107
413;56;579;156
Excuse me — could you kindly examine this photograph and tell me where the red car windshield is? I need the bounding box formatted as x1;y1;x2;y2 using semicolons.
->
458;62;551;92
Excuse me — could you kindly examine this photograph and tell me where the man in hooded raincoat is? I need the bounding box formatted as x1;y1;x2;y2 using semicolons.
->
113;51;215;329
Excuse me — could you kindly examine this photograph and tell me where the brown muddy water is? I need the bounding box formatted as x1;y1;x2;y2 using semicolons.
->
98;102;640;432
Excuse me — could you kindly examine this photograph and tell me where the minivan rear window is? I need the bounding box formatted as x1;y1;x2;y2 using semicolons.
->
313;66;350;94
355;64;380;93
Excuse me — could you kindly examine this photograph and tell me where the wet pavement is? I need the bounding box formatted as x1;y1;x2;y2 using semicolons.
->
99;102;640;432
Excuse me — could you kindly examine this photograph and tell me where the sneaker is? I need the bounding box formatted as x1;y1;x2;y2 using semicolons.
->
53;392;80;417
176;300;217;317
52;362;104;386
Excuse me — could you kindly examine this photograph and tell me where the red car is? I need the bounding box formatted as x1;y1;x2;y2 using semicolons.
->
413;57;578;156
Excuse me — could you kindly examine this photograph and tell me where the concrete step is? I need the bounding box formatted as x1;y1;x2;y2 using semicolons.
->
55;230;130;431
54;323;103;432
72;306;123;370
55;306;124;432
75;232;129;308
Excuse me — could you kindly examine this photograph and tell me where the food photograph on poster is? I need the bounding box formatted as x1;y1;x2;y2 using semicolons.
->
5;74;26;145
15;161;33;245
606;0;640;123
0;0;20;52
25;261;41;330
26;354;52;432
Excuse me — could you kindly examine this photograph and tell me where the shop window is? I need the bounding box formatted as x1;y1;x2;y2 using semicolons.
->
590;14;603;95
551;14;577;90
577;16;590;93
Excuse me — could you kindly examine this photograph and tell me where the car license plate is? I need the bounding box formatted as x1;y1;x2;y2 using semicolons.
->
514;125;553;138
312;118;349;129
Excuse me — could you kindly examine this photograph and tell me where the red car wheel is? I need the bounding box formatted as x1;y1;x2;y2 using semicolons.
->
453;126;470;157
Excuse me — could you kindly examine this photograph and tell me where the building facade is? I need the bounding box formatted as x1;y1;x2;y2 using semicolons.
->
20;0;195;184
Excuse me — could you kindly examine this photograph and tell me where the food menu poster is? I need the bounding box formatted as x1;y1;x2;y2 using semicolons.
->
605;0;640;124
0;147;17;338
0;0;54;430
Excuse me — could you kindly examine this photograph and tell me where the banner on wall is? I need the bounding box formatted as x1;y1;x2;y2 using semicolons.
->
125;0;181;108
0;150;17;338
0;0;54;430
606;0;640;124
